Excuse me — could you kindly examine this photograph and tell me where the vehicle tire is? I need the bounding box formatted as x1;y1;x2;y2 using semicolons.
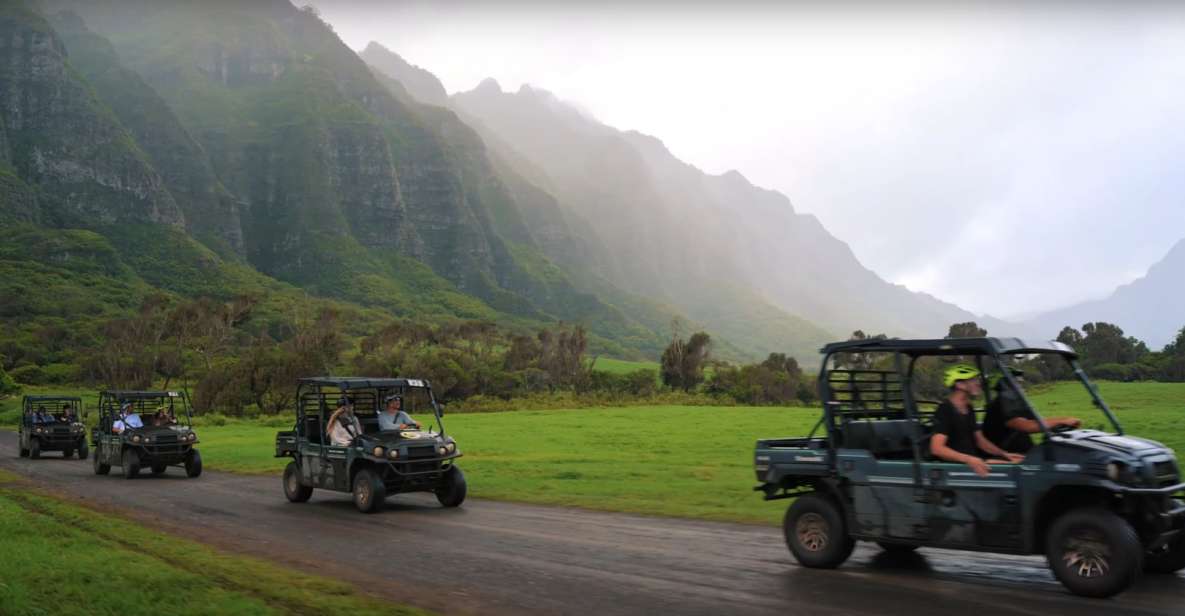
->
1145;525;1185;574
122;449;141;480
283;461;313;503
436;466;467;508
151;464;167;476
77;440;88;461
352;468;386;514
784;494;856;569
63;448;74;459
30;439;40;460
184;450;202;478
877;541;919;554
19;444;28;458
93;449;110;475
1046;508;1142;598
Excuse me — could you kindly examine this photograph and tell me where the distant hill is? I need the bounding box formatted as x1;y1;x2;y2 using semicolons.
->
1028;239;1185;349
446;77;1014;342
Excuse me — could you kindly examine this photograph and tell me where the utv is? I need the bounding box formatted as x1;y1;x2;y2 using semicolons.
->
755;337;1185;598
18;395;87;459
275;377;465;513
91;390;202;479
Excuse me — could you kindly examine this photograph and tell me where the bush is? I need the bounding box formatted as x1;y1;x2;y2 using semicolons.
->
10;364;47;385
0;363;19;399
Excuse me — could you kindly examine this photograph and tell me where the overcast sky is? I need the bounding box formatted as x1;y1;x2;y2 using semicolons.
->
311;0;1185;319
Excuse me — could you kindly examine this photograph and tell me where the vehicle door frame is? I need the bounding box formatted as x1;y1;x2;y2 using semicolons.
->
904;351;1025;551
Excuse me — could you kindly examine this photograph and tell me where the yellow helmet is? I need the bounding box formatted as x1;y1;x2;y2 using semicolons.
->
944;364;981;388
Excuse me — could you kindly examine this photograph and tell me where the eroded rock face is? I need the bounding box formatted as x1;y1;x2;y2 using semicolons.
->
0;6;183;228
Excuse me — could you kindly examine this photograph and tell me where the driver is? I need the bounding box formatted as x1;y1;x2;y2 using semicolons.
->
112;402;143;434
55;404;75;423
983;367;1080;454
378;395;421;431
930;364;1024;477
326;397;363;446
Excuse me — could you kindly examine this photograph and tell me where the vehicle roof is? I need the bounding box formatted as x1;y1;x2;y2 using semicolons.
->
100;391;186;400
297;377;431;390
23;395;82;402
821;337;1078;358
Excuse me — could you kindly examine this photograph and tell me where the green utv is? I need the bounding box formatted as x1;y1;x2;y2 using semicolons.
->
92;391;202;479
755;338;1185;598
275;377;465;513
18;395;87;460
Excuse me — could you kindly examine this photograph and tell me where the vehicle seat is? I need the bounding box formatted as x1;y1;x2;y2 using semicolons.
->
842;419;920;459
303;416;323;443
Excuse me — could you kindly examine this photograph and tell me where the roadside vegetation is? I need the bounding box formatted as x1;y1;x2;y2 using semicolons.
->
0;471;426;616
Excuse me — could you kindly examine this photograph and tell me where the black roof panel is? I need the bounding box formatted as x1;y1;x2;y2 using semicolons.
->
22;395;82;402
297;377;431;389
821;337;1077;358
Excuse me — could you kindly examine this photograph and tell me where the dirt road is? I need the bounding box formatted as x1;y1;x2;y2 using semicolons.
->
1;432;1180;615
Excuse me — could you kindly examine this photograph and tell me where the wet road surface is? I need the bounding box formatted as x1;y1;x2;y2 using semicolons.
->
1;431;1181;615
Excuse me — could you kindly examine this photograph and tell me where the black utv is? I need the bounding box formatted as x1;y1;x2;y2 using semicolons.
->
754;338;1184;598
275;377;465;513
18;395;87;459
91;390;202;479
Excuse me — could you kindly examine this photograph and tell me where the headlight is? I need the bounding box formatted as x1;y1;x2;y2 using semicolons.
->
1107;462;1121;481
446;443;456;453
388;449;399;459
132;435;141;443
35;427;44;434
438;446;447;456
372;446;385;457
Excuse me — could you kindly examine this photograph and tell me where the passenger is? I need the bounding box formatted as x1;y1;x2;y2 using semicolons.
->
326;397;362;446
112;402;144;434
378;395;421;431
930;364;1024;477
151;406;174;426
33;405;55;424
983;368;1080;454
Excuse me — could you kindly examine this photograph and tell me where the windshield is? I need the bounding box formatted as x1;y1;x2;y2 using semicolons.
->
25;400;81;422
104;396;194;429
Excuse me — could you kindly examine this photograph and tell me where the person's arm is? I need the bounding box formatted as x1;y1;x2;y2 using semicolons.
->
931;434;991;477
975;431;1023;462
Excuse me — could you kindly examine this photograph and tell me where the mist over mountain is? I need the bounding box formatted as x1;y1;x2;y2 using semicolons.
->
1028;239;1185;349
446;74;1014;342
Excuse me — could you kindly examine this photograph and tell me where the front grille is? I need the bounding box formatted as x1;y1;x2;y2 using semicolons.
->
407;445;436;459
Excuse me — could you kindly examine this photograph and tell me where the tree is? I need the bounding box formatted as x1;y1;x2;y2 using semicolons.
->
947;322;987;338
1079;322;1148;367
0;359;19;399
661;332;711;391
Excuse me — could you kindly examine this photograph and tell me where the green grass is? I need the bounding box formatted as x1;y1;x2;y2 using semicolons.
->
9;382;1183;527
0;477;426;616
193;381;1185;525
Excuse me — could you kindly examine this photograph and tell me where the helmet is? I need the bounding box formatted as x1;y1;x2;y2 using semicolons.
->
944;364;981;388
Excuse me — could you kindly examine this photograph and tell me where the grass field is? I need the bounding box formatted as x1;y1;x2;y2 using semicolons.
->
0;470;425;616
4;382;1183;526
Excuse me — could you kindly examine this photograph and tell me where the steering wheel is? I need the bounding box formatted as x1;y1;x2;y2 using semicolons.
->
1050;424;1076;434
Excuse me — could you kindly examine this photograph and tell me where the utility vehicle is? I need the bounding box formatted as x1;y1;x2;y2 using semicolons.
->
754;337;1184;598
18;395;86;459
92;390;202;479
275;377;465;513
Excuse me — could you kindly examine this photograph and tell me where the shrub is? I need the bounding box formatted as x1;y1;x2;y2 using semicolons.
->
10;364;47;385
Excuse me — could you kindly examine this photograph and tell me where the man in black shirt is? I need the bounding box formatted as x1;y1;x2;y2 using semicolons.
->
930;364;1024;477
982;369;1080;453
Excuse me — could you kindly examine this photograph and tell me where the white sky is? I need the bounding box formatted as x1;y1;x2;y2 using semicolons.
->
312;0;1185;318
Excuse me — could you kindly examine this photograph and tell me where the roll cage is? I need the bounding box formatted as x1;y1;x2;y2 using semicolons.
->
22;396;83;423
293;377;446;446
96;390;194;432
815;337;1123;453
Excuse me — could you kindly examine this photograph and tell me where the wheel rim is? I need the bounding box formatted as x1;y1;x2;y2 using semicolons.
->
1063;528;1111;579
357;479;370;506
286;471;298;496
797;512;830;552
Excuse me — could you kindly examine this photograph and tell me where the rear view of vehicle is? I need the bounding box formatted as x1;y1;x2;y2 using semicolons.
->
18;395;87;460
91;390;202;479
